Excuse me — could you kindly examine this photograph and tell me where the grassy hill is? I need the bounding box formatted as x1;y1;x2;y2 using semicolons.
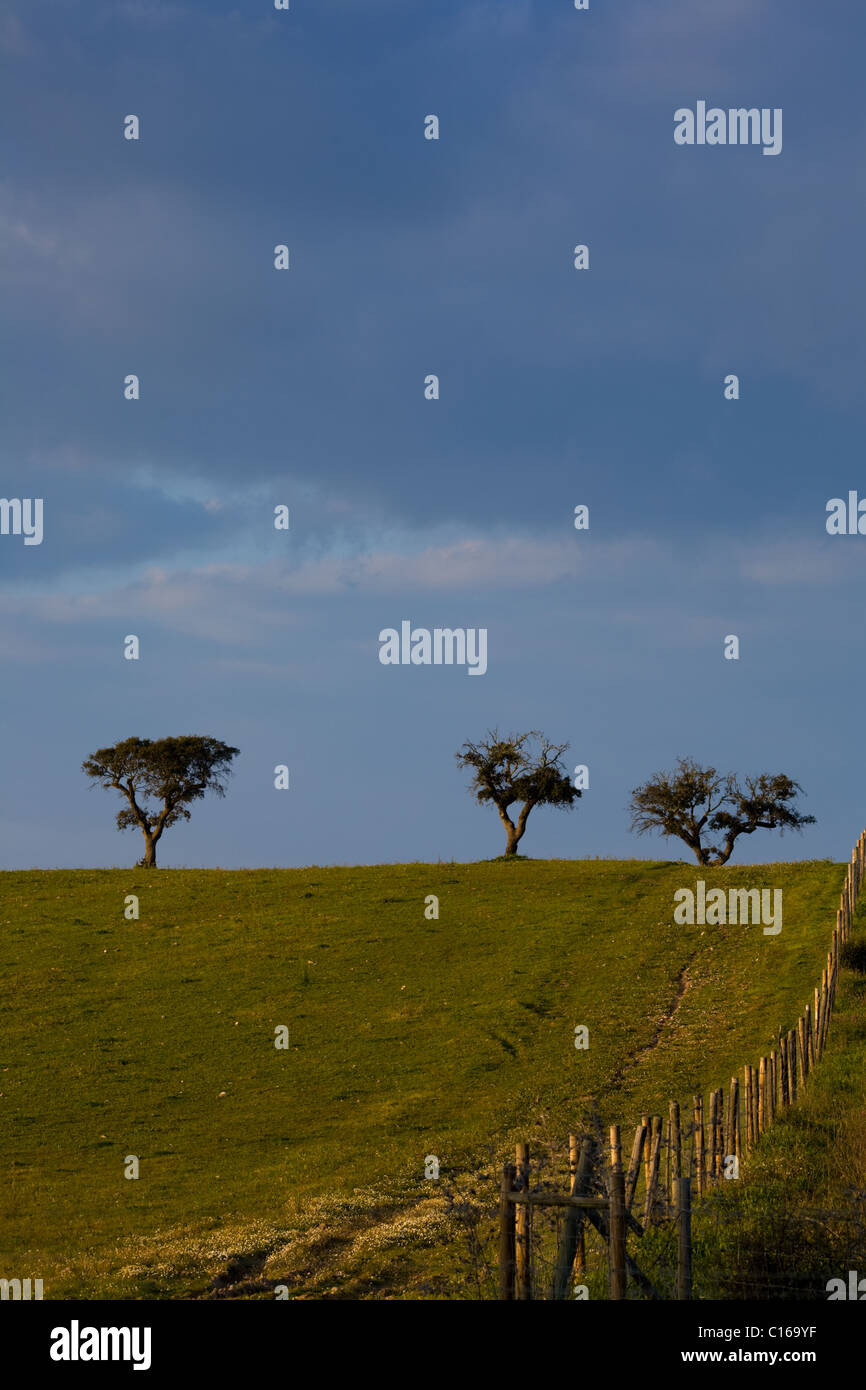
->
0;857;846;1298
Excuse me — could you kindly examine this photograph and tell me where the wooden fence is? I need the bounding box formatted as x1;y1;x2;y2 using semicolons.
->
497;831;865;1299
499;1125;690;1300
672;826;863;1193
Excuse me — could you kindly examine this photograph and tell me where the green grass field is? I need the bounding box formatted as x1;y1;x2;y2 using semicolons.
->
0;857;847;1298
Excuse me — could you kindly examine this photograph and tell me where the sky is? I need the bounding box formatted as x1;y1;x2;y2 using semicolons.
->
1;0;865;869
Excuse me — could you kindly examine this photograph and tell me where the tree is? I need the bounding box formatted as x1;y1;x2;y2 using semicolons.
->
82;735;240;867
628;756;815;865
456;729;580;858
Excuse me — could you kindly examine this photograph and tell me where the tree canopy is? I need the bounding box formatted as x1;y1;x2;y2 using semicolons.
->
629;756;815;865
456;729;580;857
82;735;240;867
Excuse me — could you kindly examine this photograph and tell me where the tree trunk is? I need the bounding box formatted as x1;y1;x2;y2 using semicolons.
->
497;802;520;857
501;800;535;857
143;833;158;868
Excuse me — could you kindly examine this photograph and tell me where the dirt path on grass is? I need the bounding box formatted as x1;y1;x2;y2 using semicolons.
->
604;950;698;1094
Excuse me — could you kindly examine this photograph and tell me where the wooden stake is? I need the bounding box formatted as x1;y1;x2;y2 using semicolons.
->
644;1117;662;1226
693;1097;704;1197
829;947;837;1013
798;1016;809;1086
548;1134;595;1297
767;1050;778;1128
515;1142;531;1300
675;1177;692;1300
758;1057;767;1134
670;1100;681;1183
575;1223;585;1278
707;1090;718;1182
610;1124;622;1173
574;1130;586;1277
664;1115;671;1212
608;1155;627;1301
498;1163;516;1300
726;1077;739;1163
625;1120;647;1215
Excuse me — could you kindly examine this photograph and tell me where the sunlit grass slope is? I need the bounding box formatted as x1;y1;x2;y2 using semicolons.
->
0;858;843;1297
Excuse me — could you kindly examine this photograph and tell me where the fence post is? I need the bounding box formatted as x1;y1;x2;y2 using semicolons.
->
644;1116;662;1225
548;1134;594;1300
818;972;827;1057
498;1163;516;1300
726;1077;739;1164
675;1176;692;1300
798;1016;809;1087
693;1096;704;1197
574;1139;587;1280
515;1142;531;1301
787;1030;798;1106
706;1093;714;1186
670;1100;681;1187
609;1126;627;1301
625;1119;647;1215
830;942;837;1012
768;1051;776;1125
830;940;836;993
830;945;836;1003
830;943;838;1012
664;1114;671;1214
758;1058;767;1134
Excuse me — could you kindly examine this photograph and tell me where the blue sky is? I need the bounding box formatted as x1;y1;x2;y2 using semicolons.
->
2;0;865;868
